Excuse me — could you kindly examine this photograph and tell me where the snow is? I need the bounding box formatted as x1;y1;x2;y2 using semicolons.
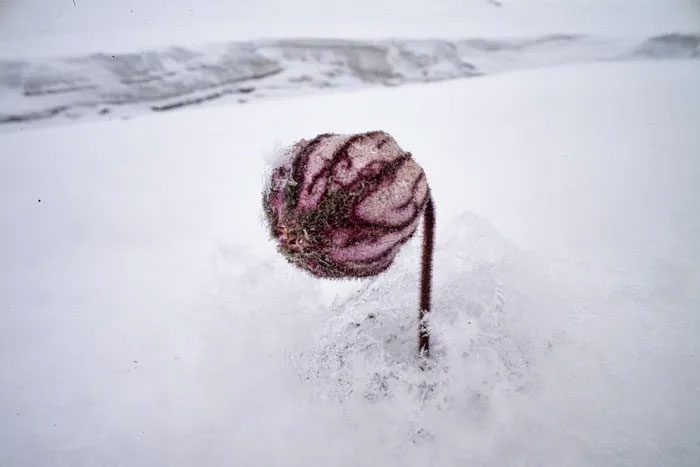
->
1;0;699;58
1;60;699;466
2;34;699;129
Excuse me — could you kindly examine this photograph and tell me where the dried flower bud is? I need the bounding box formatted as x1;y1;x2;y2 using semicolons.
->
263;131;429;278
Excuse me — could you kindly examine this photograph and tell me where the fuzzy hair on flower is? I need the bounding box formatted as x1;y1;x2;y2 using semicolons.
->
263;131;429;278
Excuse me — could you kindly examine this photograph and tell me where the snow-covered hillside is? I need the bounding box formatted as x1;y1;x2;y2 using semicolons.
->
1;34;698;128
1;59;698;466
2;0;699;57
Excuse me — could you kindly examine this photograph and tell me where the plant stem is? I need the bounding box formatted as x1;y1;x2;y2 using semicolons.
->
419;195;435;360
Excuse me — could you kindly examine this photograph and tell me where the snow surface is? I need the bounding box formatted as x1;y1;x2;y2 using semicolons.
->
1;60;699;466
1;0;699;57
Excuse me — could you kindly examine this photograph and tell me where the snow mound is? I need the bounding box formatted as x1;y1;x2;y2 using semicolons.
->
288;214;574;459
297;211;550;398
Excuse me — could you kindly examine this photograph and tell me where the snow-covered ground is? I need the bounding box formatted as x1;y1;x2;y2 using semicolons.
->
1;58;699;466
2;0;699;57
2;34;699;128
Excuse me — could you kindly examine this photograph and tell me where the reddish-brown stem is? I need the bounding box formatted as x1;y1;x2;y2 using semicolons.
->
419;195;435;360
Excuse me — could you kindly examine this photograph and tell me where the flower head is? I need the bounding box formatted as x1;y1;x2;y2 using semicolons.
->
263;131;429;278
